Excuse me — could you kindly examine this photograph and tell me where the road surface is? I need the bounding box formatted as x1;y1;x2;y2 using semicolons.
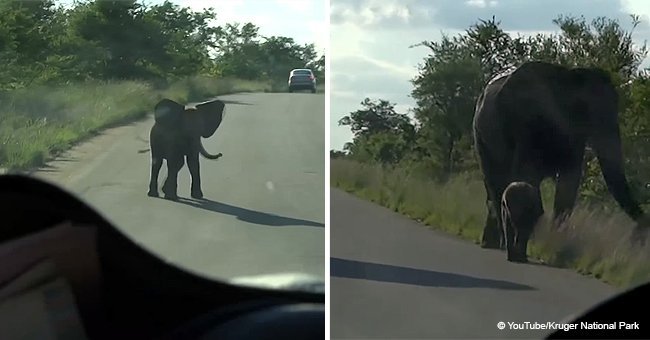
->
30;92;325;284
330;188;621;339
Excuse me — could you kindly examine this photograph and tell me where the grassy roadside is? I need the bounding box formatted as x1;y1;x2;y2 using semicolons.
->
331;158;650;289
266;80;326;93
0;76;274;171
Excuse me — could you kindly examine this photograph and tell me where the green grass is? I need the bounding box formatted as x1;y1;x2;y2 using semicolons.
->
331;158;650;289
0;76;271;170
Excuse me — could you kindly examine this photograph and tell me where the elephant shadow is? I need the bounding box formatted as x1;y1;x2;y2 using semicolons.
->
175;197;324;228
330;257;536;290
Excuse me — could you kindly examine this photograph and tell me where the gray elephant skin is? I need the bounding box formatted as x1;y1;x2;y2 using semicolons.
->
147;98;225;200
501;181;544;262
473;61;646;250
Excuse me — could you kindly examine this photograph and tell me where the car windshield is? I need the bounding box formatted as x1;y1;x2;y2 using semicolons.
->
293;70;313;75
0;0;325;294
329;0;650;339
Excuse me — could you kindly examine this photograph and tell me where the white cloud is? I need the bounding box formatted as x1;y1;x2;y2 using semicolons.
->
465;0;498;8
331;0;437;28
331;90;359;99
621;0;650;22
275;0;315;12
357;3;411;25
394;103;415;115
356;55;417;79
330;23;369;58
620;0;650;59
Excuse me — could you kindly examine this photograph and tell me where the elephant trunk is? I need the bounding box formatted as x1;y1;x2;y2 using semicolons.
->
593;128;643;220
199;139;223;160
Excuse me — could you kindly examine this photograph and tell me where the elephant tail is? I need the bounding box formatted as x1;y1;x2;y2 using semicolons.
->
199;139;223;160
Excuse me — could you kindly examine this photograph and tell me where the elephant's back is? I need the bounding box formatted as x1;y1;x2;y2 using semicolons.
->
474;76;508;140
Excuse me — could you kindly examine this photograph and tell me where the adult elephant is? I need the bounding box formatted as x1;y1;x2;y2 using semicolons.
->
147;98;226;200
473;61;646;249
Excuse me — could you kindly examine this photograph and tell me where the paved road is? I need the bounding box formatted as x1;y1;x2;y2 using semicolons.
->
30;92;325;283
330;188;621;339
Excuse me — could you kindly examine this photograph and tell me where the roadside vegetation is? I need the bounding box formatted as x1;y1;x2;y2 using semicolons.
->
331;15;650;288
0;0;325;170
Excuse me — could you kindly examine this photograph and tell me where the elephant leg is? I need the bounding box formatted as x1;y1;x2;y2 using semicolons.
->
148;156;163;197
187;153;203;199
482;176;509;249
162;156;184;200
501;198;516;259
476;138;509;249
499;144;532;255
509;145;544;212
553;164;582;227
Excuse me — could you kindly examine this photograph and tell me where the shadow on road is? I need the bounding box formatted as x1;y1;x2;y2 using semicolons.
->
174;197;324;228
330;257;535;290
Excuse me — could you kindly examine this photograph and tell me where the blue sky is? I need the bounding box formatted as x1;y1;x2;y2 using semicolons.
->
329;0;650;150
58;0;326;53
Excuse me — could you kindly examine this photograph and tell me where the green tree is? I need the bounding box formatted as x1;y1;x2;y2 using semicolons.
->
338;98;415;164
0;0;65;87
0;0;323;88
411;36;485;177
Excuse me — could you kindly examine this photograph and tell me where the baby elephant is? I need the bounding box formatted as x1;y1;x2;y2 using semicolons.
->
501;181;544;263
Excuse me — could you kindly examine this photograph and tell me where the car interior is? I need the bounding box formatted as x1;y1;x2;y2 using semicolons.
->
544;280;649;339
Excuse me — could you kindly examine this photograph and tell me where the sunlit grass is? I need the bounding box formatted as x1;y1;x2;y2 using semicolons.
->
0;76;270;170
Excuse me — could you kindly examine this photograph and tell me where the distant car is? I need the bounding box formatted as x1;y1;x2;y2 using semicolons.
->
288;68;316;93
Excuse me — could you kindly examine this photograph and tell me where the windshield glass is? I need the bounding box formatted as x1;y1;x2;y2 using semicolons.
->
292;70;313;75
0;0;326;294
329;0;650;338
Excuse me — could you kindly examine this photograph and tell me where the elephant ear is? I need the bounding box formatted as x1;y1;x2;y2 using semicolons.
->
154;99;185;127
195;99;226;138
